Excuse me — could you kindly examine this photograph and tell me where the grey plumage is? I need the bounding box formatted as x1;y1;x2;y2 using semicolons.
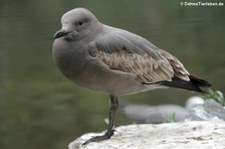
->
53;8;210;95
52;8;211;144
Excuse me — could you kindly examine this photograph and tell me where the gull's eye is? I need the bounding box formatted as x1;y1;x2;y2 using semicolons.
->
78;21;84;26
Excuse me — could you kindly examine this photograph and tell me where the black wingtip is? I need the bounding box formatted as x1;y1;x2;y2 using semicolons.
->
189;75;211;88
160;75;211;93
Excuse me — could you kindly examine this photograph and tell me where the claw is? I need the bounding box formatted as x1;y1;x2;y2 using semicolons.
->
82;133;112;145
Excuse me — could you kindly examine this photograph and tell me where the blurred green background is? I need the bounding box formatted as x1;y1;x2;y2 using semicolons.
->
0;0;224;148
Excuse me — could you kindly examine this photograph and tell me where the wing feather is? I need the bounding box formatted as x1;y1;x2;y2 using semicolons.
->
87;26;185;84
159;49;190;81
91;51;174;83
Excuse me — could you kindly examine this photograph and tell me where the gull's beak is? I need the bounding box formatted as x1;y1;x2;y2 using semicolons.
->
53;29;69;39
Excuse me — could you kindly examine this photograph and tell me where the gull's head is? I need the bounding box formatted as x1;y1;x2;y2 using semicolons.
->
54;8;100;41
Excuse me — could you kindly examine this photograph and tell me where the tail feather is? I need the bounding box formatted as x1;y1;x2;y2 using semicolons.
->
161;75;211;93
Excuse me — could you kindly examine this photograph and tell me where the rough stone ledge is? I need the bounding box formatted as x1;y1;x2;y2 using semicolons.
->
69;121;225;149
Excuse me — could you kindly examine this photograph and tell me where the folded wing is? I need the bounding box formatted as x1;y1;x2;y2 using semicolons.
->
89;27;177;84
88;26;211;92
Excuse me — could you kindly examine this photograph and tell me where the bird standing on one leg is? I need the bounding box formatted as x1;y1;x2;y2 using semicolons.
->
52;8;211;145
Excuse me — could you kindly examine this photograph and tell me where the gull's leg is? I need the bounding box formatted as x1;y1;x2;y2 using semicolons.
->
83;94;119;145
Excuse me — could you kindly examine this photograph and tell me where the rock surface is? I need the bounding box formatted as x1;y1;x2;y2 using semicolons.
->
68;121;225;149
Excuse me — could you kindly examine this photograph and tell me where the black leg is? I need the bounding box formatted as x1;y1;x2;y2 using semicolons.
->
83;94;119;145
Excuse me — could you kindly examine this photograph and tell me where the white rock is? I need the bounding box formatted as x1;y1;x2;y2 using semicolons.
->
185;99;225;122
185;96;204;109
68;121;225;149
122;104;186;123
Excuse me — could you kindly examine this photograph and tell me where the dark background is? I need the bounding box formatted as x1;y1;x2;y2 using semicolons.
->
1;0;224;148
